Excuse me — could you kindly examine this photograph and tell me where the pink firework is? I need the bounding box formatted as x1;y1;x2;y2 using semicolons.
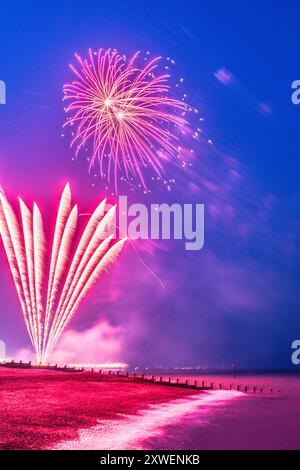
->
63;48;188;191
0;184;126;362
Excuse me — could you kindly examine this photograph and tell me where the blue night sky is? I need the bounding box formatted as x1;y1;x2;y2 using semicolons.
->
0;1;299;368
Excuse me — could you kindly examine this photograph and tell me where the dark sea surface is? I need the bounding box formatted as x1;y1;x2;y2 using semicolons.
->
54;374;300;450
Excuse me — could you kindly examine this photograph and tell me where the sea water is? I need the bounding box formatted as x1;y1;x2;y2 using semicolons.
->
54;374;300;450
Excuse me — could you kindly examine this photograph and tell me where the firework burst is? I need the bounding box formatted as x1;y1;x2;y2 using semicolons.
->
0;184;126;362
63;48;188;191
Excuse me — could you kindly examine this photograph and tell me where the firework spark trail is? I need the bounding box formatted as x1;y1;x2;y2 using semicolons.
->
63;48;188;191
57;206;116;319
42;204;78;353
46;237;125;355
43;184;72;353
45;204;116;354
62;239;126;327
19;199;38;350
33;203;46;357
0;196;37;349
45;199;107;345
0;185;126;362
0;198;36;349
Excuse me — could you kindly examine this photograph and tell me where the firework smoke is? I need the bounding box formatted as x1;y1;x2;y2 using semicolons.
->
63;48;188;191
0;184;126;362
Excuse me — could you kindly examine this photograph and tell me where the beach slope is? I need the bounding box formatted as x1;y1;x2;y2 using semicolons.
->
0;368;194;450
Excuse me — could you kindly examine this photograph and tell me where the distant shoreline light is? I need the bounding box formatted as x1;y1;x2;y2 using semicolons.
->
0;358;128;371
66;363;128;370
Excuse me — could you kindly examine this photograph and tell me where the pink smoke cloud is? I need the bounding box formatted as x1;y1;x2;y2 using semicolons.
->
48;320;124;363
15;320;126;364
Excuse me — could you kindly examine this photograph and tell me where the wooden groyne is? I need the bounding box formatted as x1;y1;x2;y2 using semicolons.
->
112;372;278;394
0;360;280;394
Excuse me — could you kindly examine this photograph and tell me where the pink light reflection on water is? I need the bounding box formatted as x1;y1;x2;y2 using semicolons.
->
53;390;243;450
